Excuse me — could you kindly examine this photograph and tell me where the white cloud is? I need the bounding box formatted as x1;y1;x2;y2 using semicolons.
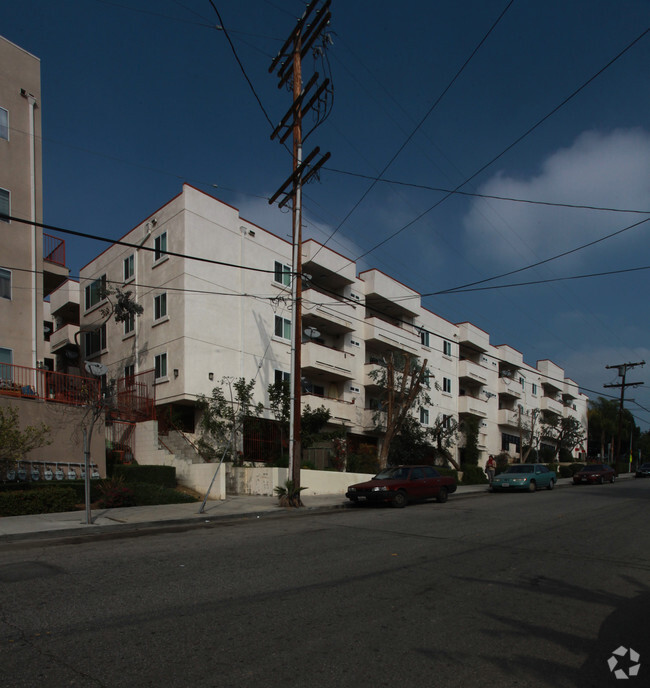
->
462;128;650;269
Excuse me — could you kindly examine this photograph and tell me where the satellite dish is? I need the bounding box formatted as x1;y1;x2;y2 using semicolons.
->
304;327;320;339
85;361;108;377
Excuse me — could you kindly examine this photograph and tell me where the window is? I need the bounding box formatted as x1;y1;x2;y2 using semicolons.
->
0;268;10;299
154;293;167;321
154;232;167;262
274;315;291;340
0;347;12;380
502;432;521;452
0;188;9;222
0;108;7;141
84;324;106;357
443;340;452;356
519;377;525;390
123;254;134;281
420;330;430;347
443;377;452;393
154;353;167;380
274;261;291;286
275;370;290;384
420;408;429;425
84;275;106;310
124;312;135;335
124;364;135;379
442;414;452;429
532;383;537;395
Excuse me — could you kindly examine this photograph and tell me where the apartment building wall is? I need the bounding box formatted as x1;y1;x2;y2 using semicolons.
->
79;184;588;461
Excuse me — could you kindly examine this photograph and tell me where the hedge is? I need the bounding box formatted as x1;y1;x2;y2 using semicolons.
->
0;487;79;517
461;464;488;485
112;465;176;488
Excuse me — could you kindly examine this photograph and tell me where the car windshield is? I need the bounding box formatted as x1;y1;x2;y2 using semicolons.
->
505;465;533;474
374;467;410;480
581;465;603;472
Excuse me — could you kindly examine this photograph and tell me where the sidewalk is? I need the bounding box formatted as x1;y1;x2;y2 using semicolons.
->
0;476;629;545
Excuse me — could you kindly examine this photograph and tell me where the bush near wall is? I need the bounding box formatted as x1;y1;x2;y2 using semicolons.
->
559;463;586;478
128;482;197;505
435;467;459;482
0;487;78;516
112;465;176;488
461;464;488;485
0;480;102;501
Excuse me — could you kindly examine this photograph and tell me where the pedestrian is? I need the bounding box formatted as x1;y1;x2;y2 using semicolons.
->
485;455;496;485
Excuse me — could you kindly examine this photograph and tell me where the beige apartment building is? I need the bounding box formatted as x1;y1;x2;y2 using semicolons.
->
79;184;588;466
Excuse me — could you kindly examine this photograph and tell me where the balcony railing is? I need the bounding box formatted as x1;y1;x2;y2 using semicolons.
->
0;363;100;406
43;234;66;266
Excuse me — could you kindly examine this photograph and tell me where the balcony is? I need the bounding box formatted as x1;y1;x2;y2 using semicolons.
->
49;279;80;325
301;342;355;381
457;322;489;352
498;409;520;427
302;239;356;290
363;362;385;389
458;359;488;385
458;394;488;418
364;317;419;354
0;363;100;406
498;377;522;399
361;269;420;318
43;234;69;297
537;359;564;391
49;323;79;353
302;393;355;425
302;289;357;334
494;344;523;369
541;396;564;416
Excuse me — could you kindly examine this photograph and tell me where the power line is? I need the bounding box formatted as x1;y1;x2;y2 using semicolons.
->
350;25;650;263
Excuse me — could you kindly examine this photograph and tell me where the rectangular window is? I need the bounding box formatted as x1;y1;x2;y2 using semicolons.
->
0;347;12;381
0;108;7;141
443;377;452;393
124;312;135;335
420;408;429;425
154;232;167;262
84;324;106;357
274;315;291;340
519;377;525;390
0;188;9;222
443;340;452;356
124;364;135;379
154;353;167;380
0;268;10;299
154;293;167;321
532;383;537;395
84;275;106;310
274;370;290;384
420;330;430;347
442;414;451;429
123;254;134;281
274;261;291;286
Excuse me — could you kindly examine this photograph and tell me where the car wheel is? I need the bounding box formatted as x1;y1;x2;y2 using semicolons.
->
349;496;359;504
528;480;536;492
392;490;408;508
610;475;615;483
598;476;604;485
436;487;448;503
546;479;554;490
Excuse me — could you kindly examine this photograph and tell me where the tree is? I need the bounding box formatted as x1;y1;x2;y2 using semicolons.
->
0;405;52;471
460;415;480;466
369;352;430;469
588;397;619;460
541;415;586;461
197;377;264;464
386;415;430;466
518;407;543;462
427;415;460;469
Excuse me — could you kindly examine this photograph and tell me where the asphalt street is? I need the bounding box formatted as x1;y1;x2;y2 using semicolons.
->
1;479;649;687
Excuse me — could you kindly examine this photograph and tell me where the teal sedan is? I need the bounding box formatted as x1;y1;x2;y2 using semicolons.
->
491;464;556;492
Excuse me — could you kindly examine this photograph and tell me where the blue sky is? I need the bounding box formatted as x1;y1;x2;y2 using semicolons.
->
4;0;650;429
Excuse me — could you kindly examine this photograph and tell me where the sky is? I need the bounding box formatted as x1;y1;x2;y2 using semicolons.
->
3;0;650;429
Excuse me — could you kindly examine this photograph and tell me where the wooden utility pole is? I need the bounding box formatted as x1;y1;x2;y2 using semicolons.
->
269;0;331;497
604;361;645;464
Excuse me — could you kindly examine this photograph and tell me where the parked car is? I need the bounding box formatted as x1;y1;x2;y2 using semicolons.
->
572;464;616;484
635;463;650;478
491;464;556;492
345;465;457;508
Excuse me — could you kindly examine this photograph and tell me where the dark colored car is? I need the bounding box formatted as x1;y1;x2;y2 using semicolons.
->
635;463;650;478
346;465;457;508
573;464;616;484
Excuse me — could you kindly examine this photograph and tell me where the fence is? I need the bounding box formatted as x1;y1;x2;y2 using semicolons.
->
114;369;156;422
0;363;100;406
43;233;65;266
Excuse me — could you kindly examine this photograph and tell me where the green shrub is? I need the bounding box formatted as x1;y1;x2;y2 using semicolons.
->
559;462;586;478
97;478;135;509
435;467;459;482
347;453;379;475
461;464;488;485
129;482;198;506
0;487;78;516
495;452;510;474
547;462;559;476
112;465;176;488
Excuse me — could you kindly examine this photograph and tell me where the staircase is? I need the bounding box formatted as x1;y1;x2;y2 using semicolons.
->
158;428;204;465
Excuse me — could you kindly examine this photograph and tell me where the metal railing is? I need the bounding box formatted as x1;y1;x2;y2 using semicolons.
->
0;363;100;406
43;233;66;266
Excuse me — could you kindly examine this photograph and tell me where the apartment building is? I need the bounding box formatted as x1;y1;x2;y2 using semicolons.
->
78;184;588;465
0;36;68;373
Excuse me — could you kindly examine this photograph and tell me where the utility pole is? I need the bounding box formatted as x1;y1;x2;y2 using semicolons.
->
269;0;331;498
604;361;645;465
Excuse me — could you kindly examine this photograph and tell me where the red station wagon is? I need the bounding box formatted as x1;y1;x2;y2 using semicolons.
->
572;464;616;485
346;465;457;508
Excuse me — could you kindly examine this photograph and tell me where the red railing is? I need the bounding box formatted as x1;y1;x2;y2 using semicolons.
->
0;363;100;406
43;233;66;266
114;369;156;421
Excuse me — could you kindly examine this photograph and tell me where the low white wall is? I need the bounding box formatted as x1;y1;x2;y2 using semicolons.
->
134;421;226;500
228;466;374;496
